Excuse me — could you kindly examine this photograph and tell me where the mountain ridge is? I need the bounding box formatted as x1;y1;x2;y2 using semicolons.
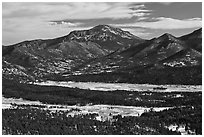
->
2;25;202;84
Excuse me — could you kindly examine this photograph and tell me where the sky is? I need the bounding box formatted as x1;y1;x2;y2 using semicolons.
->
2;2;202;45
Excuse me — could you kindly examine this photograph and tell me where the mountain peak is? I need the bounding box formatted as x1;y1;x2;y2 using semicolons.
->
162;33;174;38
91;24;121;33
66;24;143;43
92;24;113;29
158;33;177;41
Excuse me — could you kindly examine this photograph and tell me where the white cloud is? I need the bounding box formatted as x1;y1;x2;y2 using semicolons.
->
2;2;151;45
159;2;173;5
113;17;202;29
3;2;150;20
122;27;151;38
49;21;82;27
3;18;91;45
3;3;201;45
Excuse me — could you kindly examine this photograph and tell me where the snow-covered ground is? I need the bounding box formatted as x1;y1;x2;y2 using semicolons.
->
2;97;172;121
2;96;197;134
2;97;42;109
32;81;202;92
166;124;196;135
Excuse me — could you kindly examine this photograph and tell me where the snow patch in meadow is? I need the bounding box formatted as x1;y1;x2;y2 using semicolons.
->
33;81;202;92
2;97;172;120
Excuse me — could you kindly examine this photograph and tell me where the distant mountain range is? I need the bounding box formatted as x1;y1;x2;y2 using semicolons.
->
2;25;202;84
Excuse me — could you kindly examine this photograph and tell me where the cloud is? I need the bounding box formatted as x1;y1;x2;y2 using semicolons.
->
122;27;151;38
2;18;91;45
159;2;173;5
113;17;202;29
49;21;82;27
3;2;201;45
2;2;152;45
3;2;151;20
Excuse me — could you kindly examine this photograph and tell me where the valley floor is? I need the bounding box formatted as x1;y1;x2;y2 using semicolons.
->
33;80;202;92
2;79;202;135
